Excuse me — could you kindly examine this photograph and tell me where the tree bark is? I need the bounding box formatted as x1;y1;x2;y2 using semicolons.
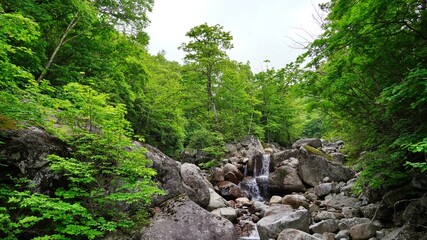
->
37;13;79;82
206;66;219;128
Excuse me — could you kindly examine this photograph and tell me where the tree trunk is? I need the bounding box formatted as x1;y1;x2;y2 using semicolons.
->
206;66;219;128
37;13;80;82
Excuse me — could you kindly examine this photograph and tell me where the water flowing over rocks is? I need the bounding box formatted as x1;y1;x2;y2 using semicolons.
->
3;129;427;240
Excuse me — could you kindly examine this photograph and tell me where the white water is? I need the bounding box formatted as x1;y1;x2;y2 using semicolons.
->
239;154;270;201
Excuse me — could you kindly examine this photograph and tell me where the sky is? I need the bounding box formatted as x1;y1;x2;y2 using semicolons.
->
145;0;325;72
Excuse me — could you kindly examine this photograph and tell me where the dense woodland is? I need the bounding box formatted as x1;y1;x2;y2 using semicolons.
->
0;0;426;238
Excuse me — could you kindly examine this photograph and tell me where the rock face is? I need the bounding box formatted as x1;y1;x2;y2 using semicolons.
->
269;165;306;194
257;205;310;240
292;138;322;149
145;144;186;205
299;155;355;187
0;127;69;195
180;163;211;208
140;196;237;240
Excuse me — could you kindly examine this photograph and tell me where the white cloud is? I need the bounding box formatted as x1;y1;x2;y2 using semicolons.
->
146;0;326;72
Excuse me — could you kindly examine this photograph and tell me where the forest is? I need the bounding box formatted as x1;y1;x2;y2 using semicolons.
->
0;0;426;239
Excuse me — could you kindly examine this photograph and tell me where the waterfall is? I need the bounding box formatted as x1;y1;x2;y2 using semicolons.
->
240;154;270;201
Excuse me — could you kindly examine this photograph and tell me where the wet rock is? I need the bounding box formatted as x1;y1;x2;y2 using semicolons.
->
309;219;339;234
349;222;377;240
257;205;310;240
299;155;355;187
217;181;247;200
269;165;306;194
140;196;236;240
277;228;320;240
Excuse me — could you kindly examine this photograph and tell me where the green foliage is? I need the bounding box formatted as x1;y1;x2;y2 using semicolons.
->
187;128;226;158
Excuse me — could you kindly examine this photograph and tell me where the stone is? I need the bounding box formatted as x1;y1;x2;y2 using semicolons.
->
211;207;238;223
299;155;355;187
282;194;309;209
269;165;306;194
216;181;247;199
0;127;69;195
223;163;244;181
292;138;322;149
236;197;251;205
336;230;350;240
207;188;230;211
269;195;283;205
323;232;336;240
341;207;354;218
212;167;225;183
180;163;211;208
140;196;237;240
224;172;240;185
277;228;321;240
360;203;392;221
349;222;377;240
271;149;300;170
323;194;360;210
257;205;310;240
314;211;339;221
402;196;427;226
309;219;339;234
382;185;425;207
331;152;345;164
314;183;334;197
264;147;274;155
145;144;186;205
250;201;268;217
338;218;370;230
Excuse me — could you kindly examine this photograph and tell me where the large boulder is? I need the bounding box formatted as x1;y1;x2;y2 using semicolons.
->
223;163;244;184
299;154;355;187
292;138;322;149
257;205;310;240
323;194;360;210
348;222;377;240
0;127;69;195
180;163;211;208
309;219;339;234
207;188;230;211
270;149;300;171
277;228;320;240
217;181;248;200
269;165;306;194
145;145;185;205
140;196;237;240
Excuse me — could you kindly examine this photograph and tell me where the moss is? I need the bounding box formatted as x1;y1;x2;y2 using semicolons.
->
303;145;333;161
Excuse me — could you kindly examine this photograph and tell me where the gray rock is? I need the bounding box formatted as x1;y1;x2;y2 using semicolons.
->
207;188;229;211
335;230;350;240
145;145;186;205
360;203;392;220
338;218;370;230
323;232;336;240
180;163;211;208
331;152;345;164
292;138;322;149
277;228;321;240
216;181;247;199
269;195;283;205
211;207;237;223
282;194;309;209
140;196;236;240
349;222;377;240
314;183;334;197
257;205;310;240
309;219;339;234
323;194;360;210
315;211;338;221
402;196;427;226
299;155;355;187
271;149;300;170
250;201;268;217
269;165;306;194
0;127;69;195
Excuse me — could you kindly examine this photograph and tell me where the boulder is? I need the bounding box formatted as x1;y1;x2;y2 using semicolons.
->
140;196;237;240
257;205;310;240
212;167;225;183
145;145;185;205
348;222;377;240
382;225;427;240
331;152;345;164
217;181;247;199
271;149;300;170
223;163;244;181
335;229;350;240
0;127;69;195
292;138;322;149
338;218;370;230
269;195;283;205
282;194;309;209
269;165;306;194
299;155;355;187
314;183;334;197
211;207;238;223
180;163;211;208
309;219;339;234
402;196;427;226
314;211;340;221
207;188;230;211
277;228;320;240
323;194;360;210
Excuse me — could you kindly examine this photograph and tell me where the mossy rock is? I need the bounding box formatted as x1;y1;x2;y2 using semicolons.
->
303;145;333;161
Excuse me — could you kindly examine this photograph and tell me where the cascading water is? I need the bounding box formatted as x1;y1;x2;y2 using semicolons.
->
239;154;270;201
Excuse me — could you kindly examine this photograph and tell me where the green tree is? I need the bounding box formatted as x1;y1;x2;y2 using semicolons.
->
179;23;233;126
